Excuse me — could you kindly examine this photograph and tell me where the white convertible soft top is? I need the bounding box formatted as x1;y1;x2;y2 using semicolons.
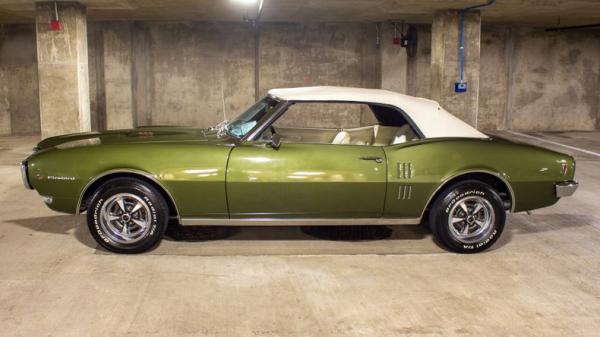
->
268;86;488;139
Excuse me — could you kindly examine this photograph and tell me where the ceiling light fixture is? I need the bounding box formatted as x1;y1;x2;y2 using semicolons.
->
232;0;259;5
234;0;264;22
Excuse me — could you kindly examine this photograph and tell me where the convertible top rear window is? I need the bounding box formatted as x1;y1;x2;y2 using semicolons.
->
369;104;410;127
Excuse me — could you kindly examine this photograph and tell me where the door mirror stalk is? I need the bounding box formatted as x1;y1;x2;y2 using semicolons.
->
268;133;282;150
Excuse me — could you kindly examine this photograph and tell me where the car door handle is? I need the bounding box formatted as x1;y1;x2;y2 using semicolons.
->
360;156;384;163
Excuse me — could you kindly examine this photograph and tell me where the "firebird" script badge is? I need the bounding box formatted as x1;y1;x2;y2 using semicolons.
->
47;176;76;181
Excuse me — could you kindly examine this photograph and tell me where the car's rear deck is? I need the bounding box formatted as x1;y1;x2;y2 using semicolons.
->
1;131;599;336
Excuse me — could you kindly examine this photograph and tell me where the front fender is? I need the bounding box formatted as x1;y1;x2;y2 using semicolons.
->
27;142;232;217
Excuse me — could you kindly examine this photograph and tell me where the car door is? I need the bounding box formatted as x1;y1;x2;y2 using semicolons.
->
226;141;386;218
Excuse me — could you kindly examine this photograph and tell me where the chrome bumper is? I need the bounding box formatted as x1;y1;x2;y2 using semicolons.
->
20;161;33;190
555;180;578;197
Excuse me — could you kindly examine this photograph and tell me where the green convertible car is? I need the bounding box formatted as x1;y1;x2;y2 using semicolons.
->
21;86;578;254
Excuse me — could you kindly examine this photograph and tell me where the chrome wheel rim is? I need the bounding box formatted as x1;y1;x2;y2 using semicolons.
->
99;193;151;244
447;196;495;244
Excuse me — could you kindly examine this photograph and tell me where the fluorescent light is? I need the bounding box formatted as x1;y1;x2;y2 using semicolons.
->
231;0;258;5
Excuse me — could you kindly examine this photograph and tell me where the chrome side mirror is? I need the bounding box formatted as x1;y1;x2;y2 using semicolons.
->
268;133;282;150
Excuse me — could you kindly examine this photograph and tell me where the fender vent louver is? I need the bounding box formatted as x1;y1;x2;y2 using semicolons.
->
397;185;412;200
398;162;414;179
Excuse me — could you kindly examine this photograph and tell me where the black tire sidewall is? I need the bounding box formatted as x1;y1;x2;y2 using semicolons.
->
430;181;505;253
87;178;168;254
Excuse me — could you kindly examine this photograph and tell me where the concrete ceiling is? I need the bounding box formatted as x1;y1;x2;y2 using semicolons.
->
0;0;599;26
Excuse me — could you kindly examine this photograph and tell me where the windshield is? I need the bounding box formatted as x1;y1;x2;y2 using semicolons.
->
223;97;280;138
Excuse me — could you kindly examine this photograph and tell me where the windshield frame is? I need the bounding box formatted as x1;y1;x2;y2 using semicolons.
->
229;96;287;141
241;98;292;142
222;96;283;141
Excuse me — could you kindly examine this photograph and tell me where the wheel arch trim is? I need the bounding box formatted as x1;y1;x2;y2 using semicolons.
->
76;169;180;221
420;169;516;220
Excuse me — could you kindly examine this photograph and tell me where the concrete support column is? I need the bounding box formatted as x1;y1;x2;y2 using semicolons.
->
0;70;9;135
103;23;134;130
35;2;90;138
431;10;481;127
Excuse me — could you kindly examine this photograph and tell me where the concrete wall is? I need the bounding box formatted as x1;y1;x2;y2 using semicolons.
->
509;28;600;131
102;22;134;130
0;24;39;135
88;21;381;130
381;23;407;94
401;25;600;131
87;22;102;131
259;22;380;128
147;22;254;127
259;22;374;93
0;21;599;135
479;27;509;130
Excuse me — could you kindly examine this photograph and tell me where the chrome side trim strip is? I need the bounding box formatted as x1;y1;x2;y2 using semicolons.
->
75;169;180;221
180;217;422;226
418;169;516;220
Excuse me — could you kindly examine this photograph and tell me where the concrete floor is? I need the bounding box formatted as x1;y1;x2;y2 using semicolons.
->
1;132;599;336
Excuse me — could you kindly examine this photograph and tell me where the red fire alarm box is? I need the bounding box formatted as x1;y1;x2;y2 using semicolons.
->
50;19;61;31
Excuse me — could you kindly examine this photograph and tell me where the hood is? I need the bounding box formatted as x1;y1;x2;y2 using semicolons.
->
35;126;230;151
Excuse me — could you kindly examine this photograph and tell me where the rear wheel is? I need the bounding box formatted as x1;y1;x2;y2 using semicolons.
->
428;180;505;253
86;177;169;254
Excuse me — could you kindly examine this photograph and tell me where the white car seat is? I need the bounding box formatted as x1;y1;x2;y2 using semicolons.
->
392;125;412;144
332;131;351;144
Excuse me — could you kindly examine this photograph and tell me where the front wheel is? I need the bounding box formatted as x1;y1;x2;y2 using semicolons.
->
428;181;505;253
86;177;169;254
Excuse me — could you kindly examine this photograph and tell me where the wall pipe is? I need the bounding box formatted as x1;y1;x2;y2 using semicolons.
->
458;0;495;84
